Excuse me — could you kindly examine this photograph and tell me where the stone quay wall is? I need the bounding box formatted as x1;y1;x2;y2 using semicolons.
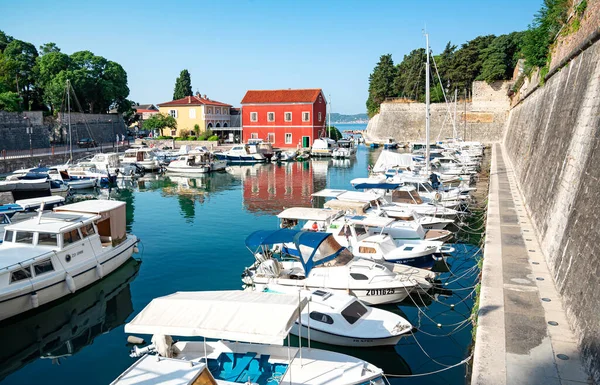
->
366;80;511;143
503;36;600;382
0;111;126;151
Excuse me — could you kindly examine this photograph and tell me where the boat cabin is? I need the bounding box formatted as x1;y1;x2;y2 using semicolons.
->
336;139;355;149
277;207;343;230
123;148;157;162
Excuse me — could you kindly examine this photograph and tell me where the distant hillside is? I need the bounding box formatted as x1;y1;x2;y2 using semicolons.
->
330;113;369;123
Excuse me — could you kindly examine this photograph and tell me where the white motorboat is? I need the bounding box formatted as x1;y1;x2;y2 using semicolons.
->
332;139;356;159
274;150;297;162
115;290;385;385
80;152;121;174
122;148;161;171
241;229;433;305
258;284;413;347
0;200;139;321
0;196;65;239
214;145;267;163
166;153;227;174
311;138;337;157
383;138;399;149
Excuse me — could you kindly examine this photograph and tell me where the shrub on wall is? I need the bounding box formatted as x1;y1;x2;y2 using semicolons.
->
208;135;219;141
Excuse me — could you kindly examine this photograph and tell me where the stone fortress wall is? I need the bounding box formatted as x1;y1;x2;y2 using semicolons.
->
502;3;600;380
366;81;511;143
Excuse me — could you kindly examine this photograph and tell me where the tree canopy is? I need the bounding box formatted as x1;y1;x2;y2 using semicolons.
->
143;113;177;135
0;30;130;114
365;0;584;116
173;69;193;100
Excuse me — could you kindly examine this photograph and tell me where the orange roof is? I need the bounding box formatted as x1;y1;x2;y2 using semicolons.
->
158;95;232;108
241;89;323;104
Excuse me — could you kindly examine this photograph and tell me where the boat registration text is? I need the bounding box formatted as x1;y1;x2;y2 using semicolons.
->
366;289;395;296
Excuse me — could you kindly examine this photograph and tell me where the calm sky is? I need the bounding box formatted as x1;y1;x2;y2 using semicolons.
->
1;0;540;114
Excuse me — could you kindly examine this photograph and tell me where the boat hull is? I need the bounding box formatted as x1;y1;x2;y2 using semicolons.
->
214;154;266;163
291;323;403;347
0;236;138;322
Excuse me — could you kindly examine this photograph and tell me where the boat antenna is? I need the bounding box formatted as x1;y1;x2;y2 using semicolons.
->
36;201;45;224
328;94;331;139
424;31;431;176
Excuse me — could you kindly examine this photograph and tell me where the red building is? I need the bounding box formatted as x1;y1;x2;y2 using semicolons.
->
241;89;327;148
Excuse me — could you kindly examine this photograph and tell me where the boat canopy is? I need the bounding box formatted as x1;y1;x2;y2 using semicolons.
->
372;151;414;173
277;207;342;222
352;181;401;190
311;188;348;198
245;229;345;274
345;215;396;228
124;290;307;345
323;200;370;215
336;191;381;203
55;200;127;245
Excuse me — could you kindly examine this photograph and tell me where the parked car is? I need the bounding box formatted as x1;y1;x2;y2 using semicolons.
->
77;138;97;148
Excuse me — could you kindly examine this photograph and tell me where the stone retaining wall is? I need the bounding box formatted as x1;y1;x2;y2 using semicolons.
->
503;36;600;382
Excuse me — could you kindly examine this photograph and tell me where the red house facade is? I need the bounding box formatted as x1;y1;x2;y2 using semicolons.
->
241;89;327;148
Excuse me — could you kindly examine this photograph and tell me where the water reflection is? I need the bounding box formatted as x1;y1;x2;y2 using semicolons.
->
232;162;318;215
0;258;141;381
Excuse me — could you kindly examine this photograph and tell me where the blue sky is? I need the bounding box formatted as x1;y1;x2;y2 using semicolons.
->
1;0;540;114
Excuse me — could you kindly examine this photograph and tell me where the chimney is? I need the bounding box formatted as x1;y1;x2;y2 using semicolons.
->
188;96;191;103
203;94;207;99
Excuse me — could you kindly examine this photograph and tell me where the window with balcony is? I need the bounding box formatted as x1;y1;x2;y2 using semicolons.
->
250;112;258;122
207;107;213;114
267;112;275;122
216;108;221;114
302;112;310;122
284;112;292;122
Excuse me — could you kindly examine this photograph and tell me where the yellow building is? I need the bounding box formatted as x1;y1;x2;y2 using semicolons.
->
157;93;232;137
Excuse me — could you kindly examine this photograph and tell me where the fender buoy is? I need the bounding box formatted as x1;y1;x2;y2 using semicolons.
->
96;264;104;279
31;292;39;308
65;274;76;293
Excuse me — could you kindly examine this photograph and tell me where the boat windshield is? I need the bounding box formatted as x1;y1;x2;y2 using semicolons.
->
341;300;368;324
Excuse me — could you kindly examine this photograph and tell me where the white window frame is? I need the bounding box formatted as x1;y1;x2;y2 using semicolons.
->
216;108;221;114
250;112;258;122
189;108;196;119
284;112;292;122
302;111;310;122
169;109;178;118
318;112;322;122
285;133;292;144
223;108;228;115
267;133;275;143
267;112;275;122
250;133;259;139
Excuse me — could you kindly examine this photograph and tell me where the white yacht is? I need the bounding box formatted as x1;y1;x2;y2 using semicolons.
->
166;152;227;174
214;145;267;163
114;291;385;385
311;138;337;157
257;284;413;347
241;229;433;305
332;139;356;159
122;148;161;171
0;200;139;321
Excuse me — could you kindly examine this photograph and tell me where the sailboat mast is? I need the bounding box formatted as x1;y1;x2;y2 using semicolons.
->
328;94;331;138
425;33;430;175
453;88;458;140
67;79;72;161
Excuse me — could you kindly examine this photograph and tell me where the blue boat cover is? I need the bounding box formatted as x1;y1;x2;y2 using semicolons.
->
245;229;344;274
352;182;401;190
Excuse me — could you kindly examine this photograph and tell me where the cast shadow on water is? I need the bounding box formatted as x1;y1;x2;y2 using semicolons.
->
0;258;141;382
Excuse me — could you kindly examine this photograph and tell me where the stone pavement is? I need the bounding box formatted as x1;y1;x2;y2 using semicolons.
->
471;144;590;385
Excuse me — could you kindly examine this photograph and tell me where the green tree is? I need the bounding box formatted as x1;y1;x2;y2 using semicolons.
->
392;48;426;101
522;0;569;69
0;91;22;111
479;32;524;83
0;30;13;53
39;42;60;55
366;54;396;117
2;39;40;110
36;49;70;113
449;35;496;97
143;113;177;136
326;126;343;141
173;69;193;100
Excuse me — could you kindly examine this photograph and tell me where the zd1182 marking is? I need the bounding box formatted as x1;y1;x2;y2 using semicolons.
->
366;288;395;296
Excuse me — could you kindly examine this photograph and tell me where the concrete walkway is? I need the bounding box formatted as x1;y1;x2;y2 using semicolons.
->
472;144;590;385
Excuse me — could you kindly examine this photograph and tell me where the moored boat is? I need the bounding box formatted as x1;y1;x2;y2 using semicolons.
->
115;290;385;385
166;153;227;174
214;144;267;163
0;200;139;321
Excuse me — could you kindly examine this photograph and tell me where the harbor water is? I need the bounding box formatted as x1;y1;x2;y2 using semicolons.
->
0;124;483;385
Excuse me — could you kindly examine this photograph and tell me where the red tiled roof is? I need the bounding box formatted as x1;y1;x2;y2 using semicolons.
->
241;89;323;104
135;109;159;113
158;95;232;108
